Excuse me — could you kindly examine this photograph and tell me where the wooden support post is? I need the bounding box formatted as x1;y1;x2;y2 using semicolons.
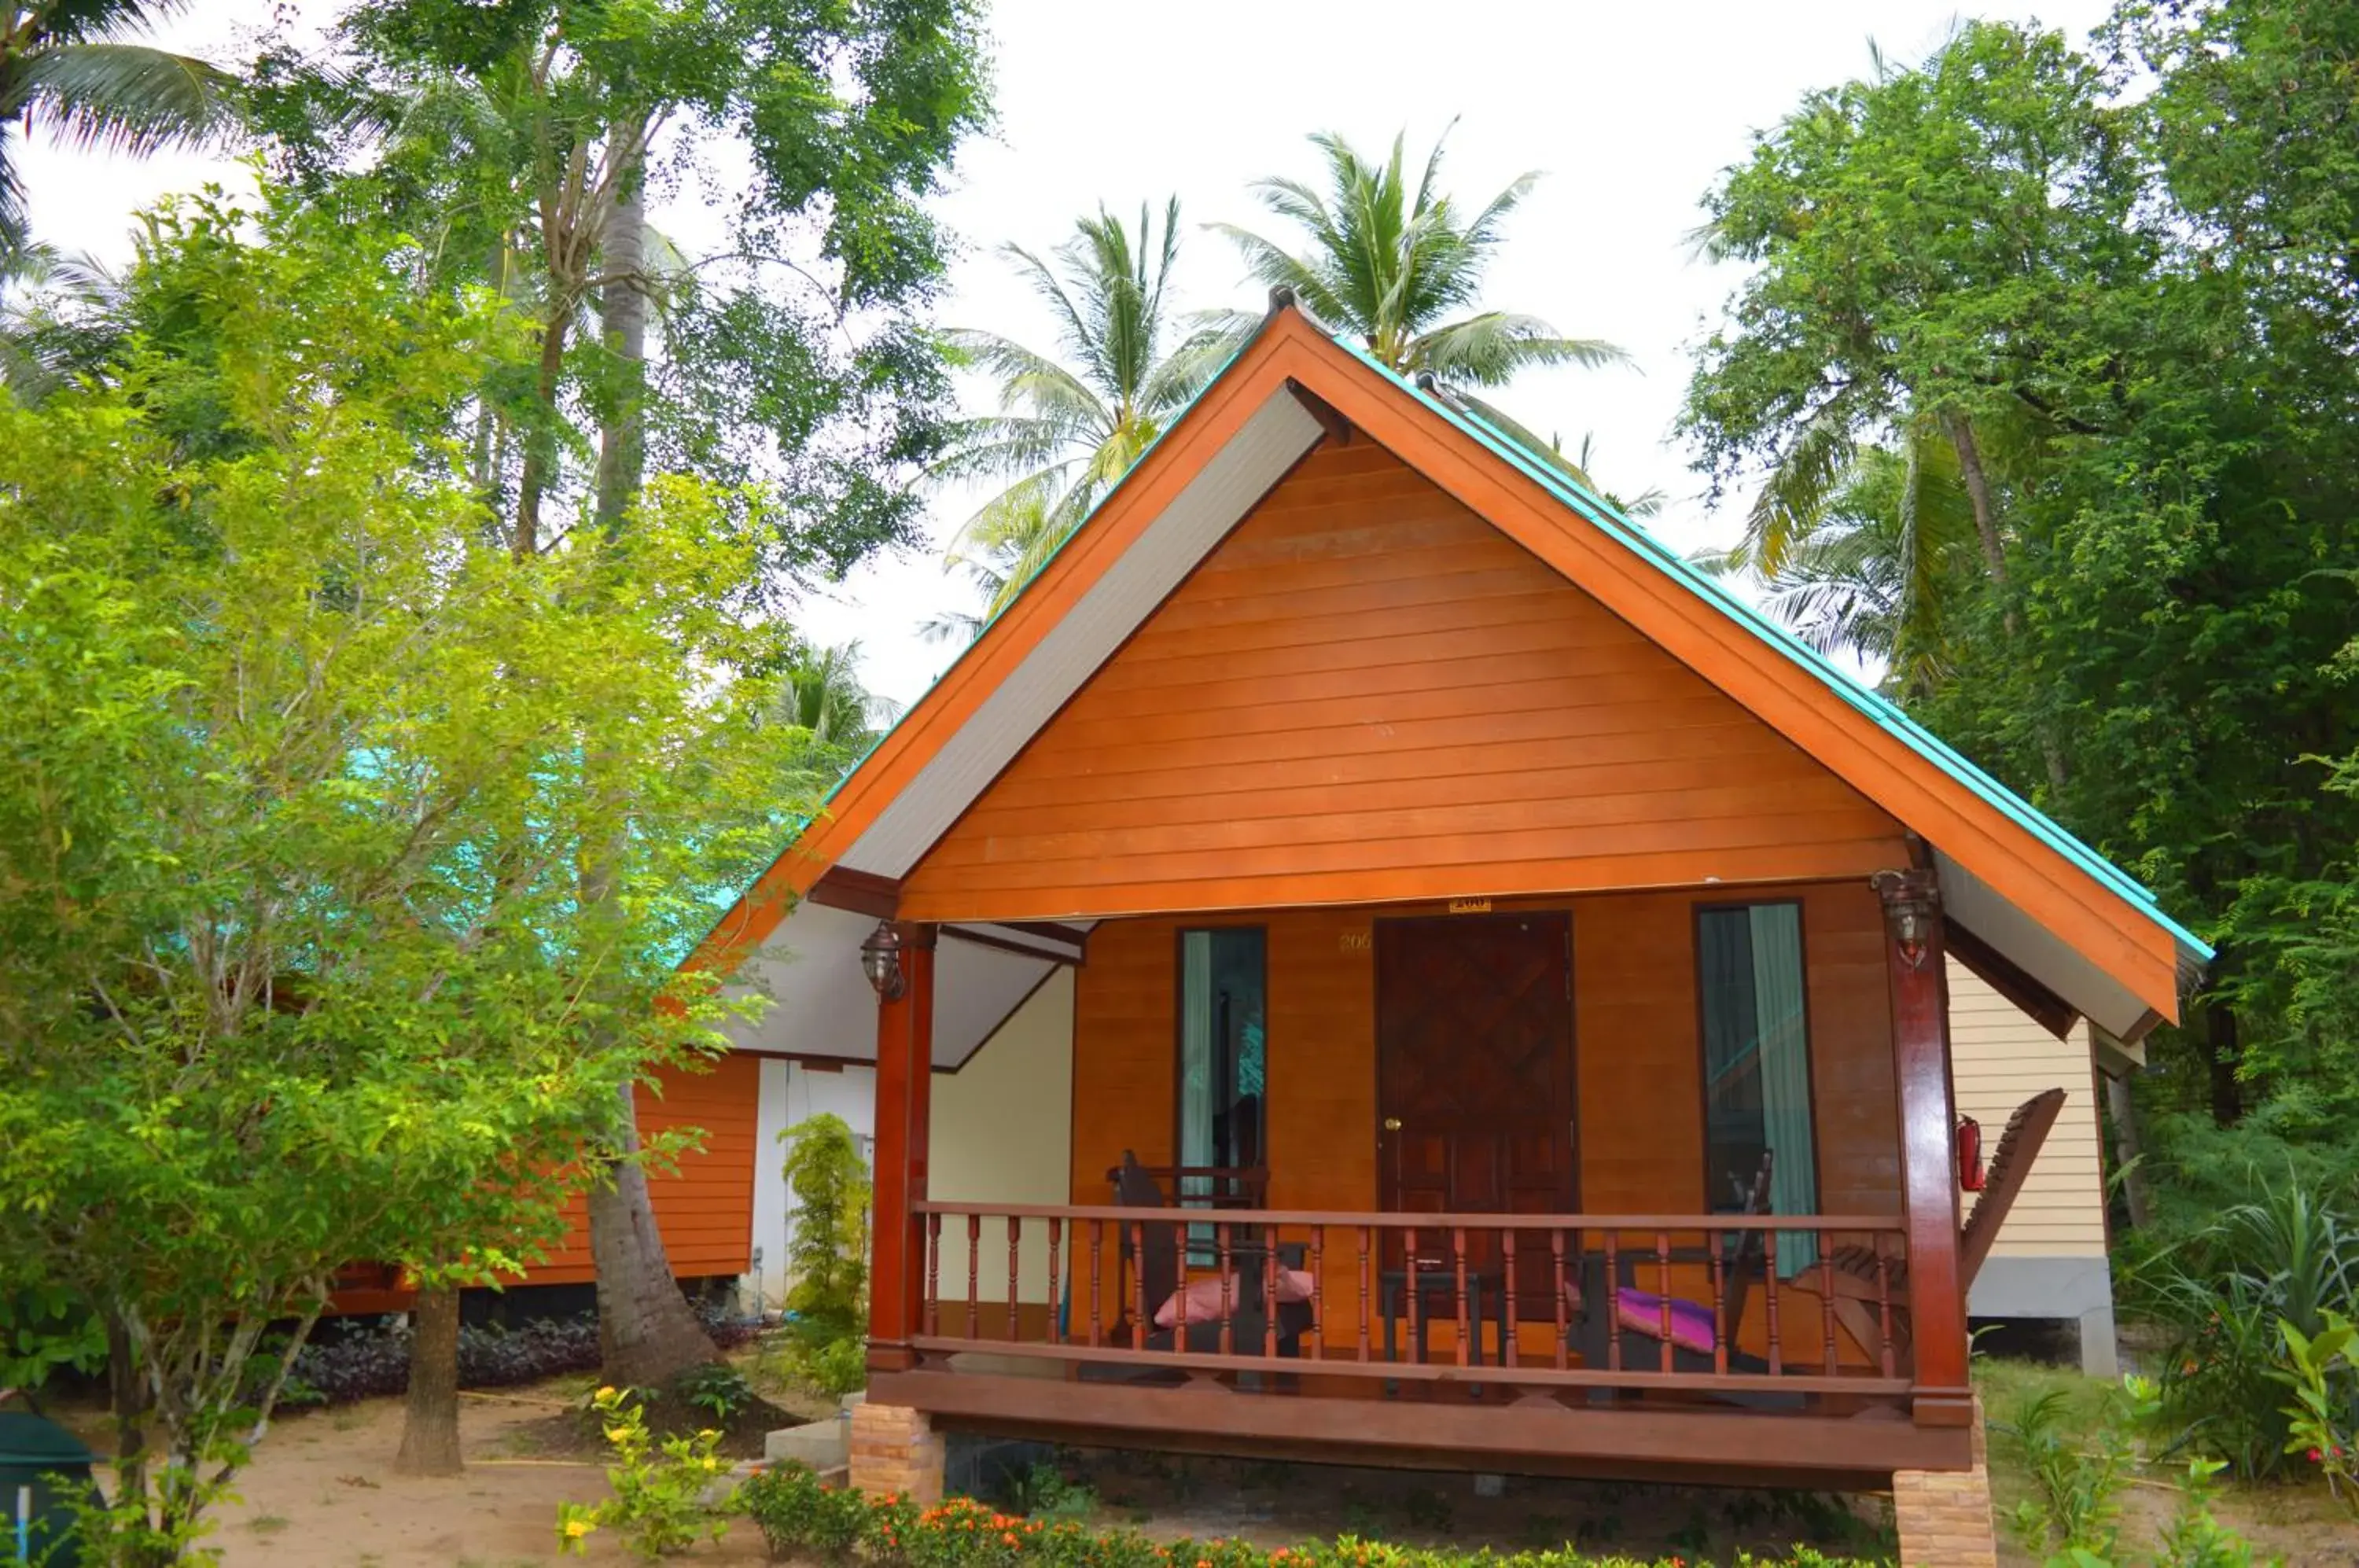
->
867;922;937;1375
1874;869;1973;1430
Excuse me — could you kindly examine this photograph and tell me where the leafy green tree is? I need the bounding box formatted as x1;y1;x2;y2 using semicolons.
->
1680;24;2144;598
1680;9;2359;1183
0;0;238;267
272;0;988;1395
1695;440;1980;698
0;188;800;1555
1213;127;1623;389
932;198;1236;626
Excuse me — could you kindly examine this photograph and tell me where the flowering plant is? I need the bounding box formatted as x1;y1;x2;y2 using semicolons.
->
556;1385;732;1559
2275;1312;2357;1514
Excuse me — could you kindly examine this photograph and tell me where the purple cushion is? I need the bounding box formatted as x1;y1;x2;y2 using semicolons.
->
1616;1288;1718;1356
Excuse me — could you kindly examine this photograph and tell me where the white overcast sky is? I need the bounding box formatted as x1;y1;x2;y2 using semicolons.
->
21;0;2112;709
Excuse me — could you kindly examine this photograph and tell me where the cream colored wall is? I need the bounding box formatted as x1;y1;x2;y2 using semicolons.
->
929;968;1074;1305
1949;958;2108;1256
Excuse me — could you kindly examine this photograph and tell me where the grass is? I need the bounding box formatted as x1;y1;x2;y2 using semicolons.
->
246;1514;291;1534
1973;1357;2122;1540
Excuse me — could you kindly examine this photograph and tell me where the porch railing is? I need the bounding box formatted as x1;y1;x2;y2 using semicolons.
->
910;1201;1912;1403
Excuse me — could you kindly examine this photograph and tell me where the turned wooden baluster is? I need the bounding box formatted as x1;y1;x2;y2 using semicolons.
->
1310;1227;1327;1359
1551;1228;1568;1371
1263;1226;1279;1360
1452;1225;1470;1367
1046;1218;1062;1346
1217;1222;1235;1357
1087;1221;1103;1347
1007;1216;1021;1343
924;1213;941;1337
1819;1235;1839;1373
1654;1230;1674;1374
1709;1227;1728;1377
1356;1227;1371;1361
1603;1232;1621;1371
1404;1226;1422;1364
1875;1239;1897;1378
1502;1227;1520;1368
966;1213;980;1338
1131;1219;1146;1351
1764;1230;1783;1375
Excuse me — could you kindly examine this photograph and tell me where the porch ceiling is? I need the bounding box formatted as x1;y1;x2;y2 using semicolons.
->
722;900;1092;1069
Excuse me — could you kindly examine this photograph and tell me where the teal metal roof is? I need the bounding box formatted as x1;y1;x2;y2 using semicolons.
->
1330;337;2211;968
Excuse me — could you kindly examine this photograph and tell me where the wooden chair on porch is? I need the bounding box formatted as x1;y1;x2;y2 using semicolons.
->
1796;1086;2069;1364
1566;1150;1785;1397
1095;1150;1310;1364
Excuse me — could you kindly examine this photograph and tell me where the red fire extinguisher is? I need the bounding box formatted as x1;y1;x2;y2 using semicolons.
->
1957;1115;1986;1191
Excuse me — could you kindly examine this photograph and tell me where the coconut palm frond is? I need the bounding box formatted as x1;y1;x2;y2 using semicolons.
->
1411;311;1629;388
926;416;1079;488
1139;314;1256;415
17;41;239;157
934;196;1217;628
1743;397;1859;574
1220;127;1618;399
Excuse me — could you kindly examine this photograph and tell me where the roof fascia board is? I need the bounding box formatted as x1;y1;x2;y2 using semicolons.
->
685;312;1322;974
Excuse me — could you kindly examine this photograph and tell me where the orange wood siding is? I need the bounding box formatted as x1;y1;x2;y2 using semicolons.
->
326;1055;760;1312
1067;891;1899;1364
1069;889;1901;1221
522;1053;763;1286
901;442;1910;924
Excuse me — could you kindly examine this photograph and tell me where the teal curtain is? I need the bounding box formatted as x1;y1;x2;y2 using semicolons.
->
1748;904;1818;1273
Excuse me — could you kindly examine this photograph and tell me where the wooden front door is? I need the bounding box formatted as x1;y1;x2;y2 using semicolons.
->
1375;911;1578;1232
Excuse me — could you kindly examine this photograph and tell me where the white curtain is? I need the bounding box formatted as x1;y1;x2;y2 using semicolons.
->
1749;904;1818;1273
1178;933;1215;1252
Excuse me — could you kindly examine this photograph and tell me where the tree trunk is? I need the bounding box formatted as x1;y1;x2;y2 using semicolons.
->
512;315;572;558
1944;413;2009;586
393;1285;464;1476
593;169;648;539
2202;1002;2243;1127
2103;1069;2150;1230
105;1310;153;1513
588;1080;718;1385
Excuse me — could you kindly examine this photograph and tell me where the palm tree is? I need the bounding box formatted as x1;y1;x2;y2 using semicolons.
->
933;197;1238;627
1211;127;1625;390
778;639;900;756
2;2;239;270
1693;439;1979;698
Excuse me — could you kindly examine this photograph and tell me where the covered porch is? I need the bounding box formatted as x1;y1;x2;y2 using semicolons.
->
854;870;1979;1486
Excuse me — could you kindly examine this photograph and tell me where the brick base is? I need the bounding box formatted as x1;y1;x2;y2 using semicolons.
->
848;1402;944;1506
1891;1400;1998;1568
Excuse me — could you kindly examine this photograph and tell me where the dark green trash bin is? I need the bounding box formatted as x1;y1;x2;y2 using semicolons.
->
0;1413;96;1566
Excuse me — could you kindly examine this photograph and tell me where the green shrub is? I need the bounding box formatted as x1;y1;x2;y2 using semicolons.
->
726;1481;1882;1568
2134;1172;2357;1478
2273;1310;2357;1512
678;1362;756;1425
782;1113;871;1342
1997;1384;2133;1559
558;1386;731;1559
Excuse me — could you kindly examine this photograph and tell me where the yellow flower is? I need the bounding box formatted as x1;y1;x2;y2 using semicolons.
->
594;1385;618;1401
563;1520;592;1539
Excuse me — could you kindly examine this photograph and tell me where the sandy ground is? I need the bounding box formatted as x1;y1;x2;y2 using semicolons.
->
51;1375;2345;1568
208;1393;771;1567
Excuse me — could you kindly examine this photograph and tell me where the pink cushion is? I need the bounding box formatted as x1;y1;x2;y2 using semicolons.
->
1152;1268;1315;1328
1615;1288;1719;1356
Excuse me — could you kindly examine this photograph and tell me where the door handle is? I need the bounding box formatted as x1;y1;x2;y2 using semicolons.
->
1383;1117;1403;1132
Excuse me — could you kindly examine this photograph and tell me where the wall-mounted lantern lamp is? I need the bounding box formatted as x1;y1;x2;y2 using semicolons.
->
860;920;907;1002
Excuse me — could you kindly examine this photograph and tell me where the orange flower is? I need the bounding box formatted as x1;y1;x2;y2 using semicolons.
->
1004;1532;1021;1546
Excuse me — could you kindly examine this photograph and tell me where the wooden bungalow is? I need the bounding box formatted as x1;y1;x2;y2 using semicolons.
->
694;296;2205;1566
